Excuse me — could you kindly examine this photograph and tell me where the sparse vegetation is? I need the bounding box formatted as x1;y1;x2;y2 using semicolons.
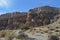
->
0;6;60;40
0;30;29;40
49;35;59;40
18;24;30;30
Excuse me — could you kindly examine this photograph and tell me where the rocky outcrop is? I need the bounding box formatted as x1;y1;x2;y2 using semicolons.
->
26;6;60;27
0;6;60;29
0;12;27;30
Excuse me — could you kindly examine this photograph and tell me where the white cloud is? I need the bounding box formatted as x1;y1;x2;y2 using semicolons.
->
0;0;11;7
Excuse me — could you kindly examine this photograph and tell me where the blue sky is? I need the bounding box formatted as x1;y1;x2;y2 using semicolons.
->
0;0;60;14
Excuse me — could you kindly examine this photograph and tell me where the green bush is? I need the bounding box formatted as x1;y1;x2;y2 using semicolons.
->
18;24;30;30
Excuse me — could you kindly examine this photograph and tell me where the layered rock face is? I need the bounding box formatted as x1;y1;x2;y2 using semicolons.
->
26;6;60;27
0;12;27;30
0;6;60;29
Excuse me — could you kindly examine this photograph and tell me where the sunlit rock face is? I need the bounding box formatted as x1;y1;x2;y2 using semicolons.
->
0;6;60;29
26;6;60;27
0;12;27;30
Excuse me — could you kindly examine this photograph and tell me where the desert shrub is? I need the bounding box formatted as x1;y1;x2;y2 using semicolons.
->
39;27;48;32
33;28;36;31
18;24;30;30
41;32;44;34
50;29;55;31
49;35;59;40
0;30;15;40
44;30;48;33
55;30;59;32
56;27;59;29
4;30;15;40
16;33;28;40
0;30;5;37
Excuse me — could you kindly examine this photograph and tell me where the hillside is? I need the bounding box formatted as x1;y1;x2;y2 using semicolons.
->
0;6;60;40
0;6;60;30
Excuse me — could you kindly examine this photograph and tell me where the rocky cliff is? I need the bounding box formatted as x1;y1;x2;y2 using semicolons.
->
26;6;60;27
0;6;60;30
